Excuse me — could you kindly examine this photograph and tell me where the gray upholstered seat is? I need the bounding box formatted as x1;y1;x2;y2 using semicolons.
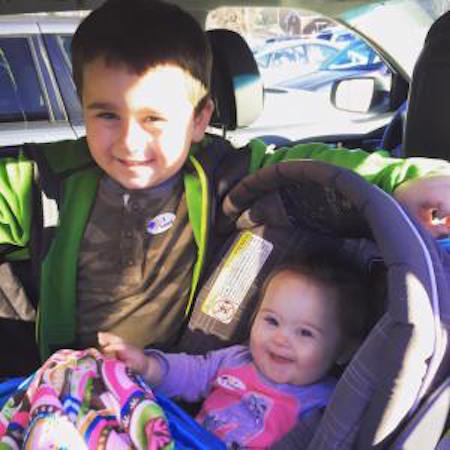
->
403;10;450;160
186;159;450;449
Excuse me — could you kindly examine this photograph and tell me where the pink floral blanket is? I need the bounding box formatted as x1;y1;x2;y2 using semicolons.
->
0;348;173;449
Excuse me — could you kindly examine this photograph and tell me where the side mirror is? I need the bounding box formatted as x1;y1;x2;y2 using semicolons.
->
331;77;389;113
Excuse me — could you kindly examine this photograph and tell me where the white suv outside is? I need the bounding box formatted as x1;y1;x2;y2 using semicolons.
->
0;13;84;147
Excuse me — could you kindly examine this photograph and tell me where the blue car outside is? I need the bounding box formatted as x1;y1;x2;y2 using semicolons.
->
275;39;389;92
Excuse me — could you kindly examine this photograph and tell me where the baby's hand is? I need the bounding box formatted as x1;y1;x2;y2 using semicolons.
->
98;331;149;376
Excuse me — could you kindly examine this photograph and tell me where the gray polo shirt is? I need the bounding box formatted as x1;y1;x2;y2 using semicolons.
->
76;172;195;350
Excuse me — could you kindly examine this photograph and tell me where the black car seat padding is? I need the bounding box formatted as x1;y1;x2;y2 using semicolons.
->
404;10;450;160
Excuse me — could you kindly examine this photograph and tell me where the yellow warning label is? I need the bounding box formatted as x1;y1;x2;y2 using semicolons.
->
201;231;273;324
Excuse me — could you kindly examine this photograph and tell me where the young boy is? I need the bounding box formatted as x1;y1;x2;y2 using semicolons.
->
99;251;371;448
0;0;449;371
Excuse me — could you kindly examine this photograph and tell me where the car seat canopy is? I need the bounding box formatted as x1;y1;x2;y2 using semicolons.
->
221;159;371;238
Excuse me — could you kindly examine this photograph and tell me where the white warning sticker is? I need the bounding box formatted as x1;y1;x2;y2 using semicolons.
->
201;231;273;324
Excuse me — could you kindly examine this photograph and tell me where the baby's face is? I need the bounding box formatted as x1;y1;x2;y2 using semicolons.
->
81;57;212;190
250;270;346;386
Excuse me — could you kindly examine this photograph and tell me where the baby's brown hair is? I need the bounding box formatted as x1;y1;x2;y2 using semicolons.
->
260;250;373;342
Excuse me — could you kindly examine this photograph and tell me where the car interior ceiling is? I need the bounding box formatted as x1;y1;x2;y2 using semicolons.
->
0;0;382;16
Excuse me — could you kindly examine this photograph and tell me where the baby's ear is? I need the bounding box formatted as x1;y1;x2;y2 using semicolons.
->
336;338;360;366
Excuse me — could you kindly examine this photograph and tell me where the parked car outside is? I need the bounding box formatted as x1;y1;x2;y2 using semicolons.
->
253;37;340;86
275;38;391;92
315;25;357;48
202;2;430;148
0;13;362;150
0;13;84;147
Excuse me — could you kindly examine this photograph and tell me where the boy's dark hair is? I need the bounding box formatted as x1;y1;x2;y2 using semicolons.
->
261;250;373;341
71;0;212;112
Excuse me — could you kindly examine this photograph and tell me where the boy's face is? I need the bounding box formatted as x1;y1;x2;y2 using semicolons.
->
250;270;346;386
81;57;213;190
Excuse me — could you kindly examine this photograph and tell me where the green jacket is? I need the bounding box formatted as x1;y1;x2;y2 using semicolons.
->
1;136;449;360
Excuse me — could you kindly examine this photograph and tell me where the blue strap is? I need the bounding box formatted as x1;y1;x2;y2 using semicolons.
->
438;237;450;253
0;376;28;409
156;393;226;450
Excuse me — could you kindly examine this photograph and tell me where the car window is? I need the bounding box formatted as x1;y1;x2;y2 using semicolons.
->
305;44;337;63
255;52;269;68
206;7;394;147
43;33;83;124
324;41;377;70
336;33;354;44
292;45;307;62
58;35;73;63
0;37;48;123
273;48;297;66
252;39;340;86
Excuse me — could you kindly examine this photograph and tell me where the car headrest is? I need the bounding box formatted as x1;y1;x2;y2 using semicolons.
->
403;11;450;159
207;29;264;131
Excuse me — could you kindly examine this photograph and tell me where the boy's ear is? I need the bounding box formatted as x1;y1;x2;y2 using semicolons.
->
192;99;215;143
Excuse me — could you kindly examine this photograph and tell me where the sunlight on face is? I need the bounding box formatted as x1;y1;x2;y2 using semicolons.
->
81;58;209;190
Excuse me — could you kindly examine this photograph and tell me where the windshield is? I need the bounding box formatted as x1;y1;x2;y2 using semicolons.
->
339;0;435;77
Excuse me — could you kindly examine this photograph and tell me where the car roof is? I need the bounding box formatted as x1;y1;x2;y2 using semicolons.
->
0;13;84;34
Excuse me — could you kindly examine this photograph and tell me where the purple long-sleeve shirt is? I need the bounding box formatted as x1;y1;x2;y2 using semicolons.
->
146;345;335;448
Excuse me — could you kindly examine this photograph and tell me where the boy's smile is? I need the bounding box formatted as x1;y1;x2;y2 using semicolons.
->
82;58;213;190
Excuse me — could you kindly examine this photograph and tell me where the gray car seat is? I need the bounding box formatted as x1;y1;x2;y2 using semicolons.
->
185;29;450;450
185;159;450;450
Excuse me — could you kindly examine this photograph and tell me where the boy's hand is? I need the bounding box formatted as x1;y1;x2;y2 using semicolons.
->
394;175;450;238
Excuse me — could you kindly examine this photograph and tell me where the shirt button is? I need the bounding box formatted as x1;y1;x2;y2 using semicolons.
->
130;202;140;212
127;259;134;266
125;230;133;238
